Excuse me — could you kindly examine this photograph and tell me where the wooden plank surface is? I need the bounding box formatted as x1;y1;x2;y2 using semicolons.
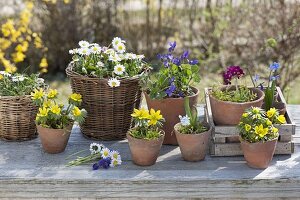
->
0;105;300;199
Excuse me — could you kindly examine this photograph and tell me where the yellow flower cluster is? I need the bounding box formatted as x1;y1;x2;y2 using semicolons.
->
131;108;163;126
0;1;48;73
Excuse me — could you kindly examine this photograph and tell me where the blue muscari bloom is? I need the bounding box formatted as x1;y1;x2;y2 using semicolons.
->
172;57;181;66
92;163;100;170
181;50;189;60
270;75;280;81
168;41;176;52
98;158;111;169
165;84;176;97
189;59;199;65
253;74;260;82
269;62;280;71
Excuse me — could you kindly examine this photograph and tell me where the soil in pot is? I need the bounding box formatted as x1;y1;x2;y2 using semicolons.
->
144;87;199;145
127;132;165;166
209;86;265;125
174;123;211;162
37;124;73;154
240;138;277;169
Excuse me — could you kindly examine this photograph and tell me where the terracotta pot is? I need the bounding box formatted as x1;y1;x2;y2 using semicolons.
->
37;124;72;154
127;131;165;166
174;123;211;162
209;86;265;125
144;87;199;145
240;137;278;169
262;101;286;115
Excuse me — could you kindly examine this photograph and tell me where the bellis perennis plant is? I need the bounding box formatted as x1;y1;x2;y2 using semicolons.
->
31;89;87;129
0;71;45;96
69;37;148;87
66;143;122;170
143;41;200;99
238;107;285;143
129;108;164;140
177;98;207;134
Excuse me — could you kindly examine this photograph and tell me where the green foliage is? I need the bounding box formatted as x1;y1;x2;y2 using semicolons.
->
0;72;44;96
211;85;257;103
129;128;162;140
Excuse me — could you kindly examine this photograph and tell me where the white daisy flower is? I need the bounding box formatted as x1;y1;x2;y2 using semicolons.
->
108;78;120;88
108;54;121;62
109;158;122;168
89;143;102;154
69;49;78;54
79;47;91;56
110;150;121;160
78;40;90;48
114;64;125;75
0;71;11;77
90;45;101;54
96;61;104;67
104;48;115;55
112;37;125;49
102;46;108;52
125;53;137;60
37;78;44;84
179;115;190;126
115;42;126;54
101;147;111;159
12;75;25;82
137;54;145;60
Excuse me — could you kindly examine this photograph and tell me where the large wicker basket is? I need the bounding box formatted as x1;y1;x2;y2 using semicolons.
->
0;95;38;141
66;64;142;140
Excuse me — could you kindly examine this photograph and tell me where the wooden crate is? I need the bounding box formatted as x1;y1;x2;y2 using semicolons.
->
204;87;295;156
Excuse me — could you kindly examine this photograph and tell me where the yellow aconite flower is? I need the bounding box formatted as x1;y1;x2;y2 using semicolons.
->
31;88;44;100
266;119;272;126
0;74;3;80
12;51;26;63
50;104;61;115
39;57;48;68
148;109;163;126
254;124;269;138
47;89;58;99
69;93;82;102
43;100;52;108
38;107;48;117
272;127;278;133
267;108;276;118
252;107;260;114
242;113;248;118
245;124;251;132
72;106;81;117
277;115;286;124
131;108;150;120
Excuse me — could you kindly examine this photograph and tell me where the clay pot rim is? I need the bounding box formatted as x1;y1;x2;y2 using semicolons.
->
174;122;212;135
209;86;265;106
126;130;165;142
239;136;278;144
36;123;73;131
143;86;199;101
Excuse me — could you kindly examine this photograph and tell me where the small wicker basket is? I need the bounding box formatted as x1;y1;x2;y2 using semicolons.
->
0;95;38;141
66;63;142;140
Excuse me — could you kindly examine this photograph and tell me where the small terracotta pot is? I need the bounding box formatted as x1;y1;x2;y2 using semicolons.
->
240;137;278;169
174;123;211;162
262;101;286;115
37;124;73;154
144;87;199;145
127;131;165;166
209;86;265;125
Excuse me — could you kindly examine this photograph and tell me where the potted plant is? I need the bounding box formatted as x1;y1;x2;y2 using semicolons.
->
31;89;87;154
174;98;212;161
66;38;149;140
238;107;286;169
127;108;165;166
209;66;265;125
142;41;200;145
250;62;286;115
0;72;45;141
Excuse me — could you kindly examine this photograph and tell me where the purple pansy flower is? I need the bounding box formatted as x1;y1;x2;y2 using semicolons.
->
189;59;199;65
165;84;176;97
168;41;176;52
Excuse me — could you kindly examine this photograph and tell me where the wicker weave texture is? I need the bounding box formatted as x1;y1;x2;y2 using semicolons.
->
0;95;38;141
66;64;142;140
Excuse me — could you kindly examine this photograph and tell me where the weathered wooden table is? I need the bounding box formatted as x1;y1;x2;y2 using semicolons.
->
0;105;300;199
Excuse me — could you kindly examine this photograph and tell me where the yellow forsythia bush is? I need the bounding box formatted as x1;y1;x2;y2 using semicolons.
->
0;1;48;73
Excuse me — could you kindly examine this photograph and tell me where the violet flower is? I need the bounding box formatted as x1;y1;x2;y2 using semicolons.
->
172;57;181;66
181;50;189;60
168;41;176;52
189;59;199;65
165;84;176;97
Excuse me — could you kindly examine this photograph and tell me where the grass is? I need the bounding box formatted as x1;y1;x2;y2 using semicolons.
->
49;74;300;105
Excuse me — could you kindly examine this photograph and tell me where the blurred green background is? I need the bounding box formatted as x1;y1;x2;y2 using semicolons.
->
1;0;300;104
